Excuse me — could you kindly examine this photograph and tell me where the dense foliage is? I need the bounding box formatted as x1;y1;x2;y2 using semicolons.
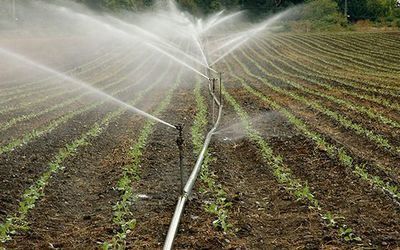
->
77;0;399;23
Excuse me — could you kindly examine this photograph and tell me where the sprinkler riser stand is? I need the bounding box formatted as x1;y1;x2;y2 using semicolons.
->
164;72;224;250
212;78;216;124
175;124;185;195
219;72;223;106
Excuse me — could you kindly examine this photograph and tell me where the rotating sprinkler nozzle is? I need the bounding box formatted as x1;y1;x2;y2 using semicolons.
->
175;124;184;133
175;123;185;195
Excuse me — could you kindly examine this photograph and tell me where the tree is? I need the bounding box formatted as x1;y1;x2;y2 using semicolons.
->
339;0;398;20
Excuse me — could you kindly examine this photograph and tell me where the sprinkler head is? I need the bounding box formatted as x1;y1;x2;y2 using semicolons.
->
175;123;184;132
175;123;184;148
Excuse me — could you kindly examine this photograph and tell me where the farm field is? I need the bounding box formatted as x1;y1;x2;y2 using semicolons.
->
1;30;400;250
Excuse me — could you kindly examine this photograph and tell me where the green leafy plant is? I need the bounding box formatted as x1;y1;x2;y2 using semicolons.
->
339;226;362;242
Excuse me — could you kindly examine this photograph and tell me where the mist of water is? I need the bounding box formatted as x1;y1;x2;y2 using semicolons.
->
0;47;176;128
0;0;299;129
215;111;298;141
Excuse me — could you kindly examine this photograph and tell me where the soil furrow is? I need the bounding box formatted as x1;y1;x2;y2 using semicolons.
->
226;81;400;248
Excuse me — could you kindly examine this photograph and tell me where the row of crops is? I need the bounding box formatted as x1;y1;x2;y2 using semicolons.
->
215;32;400;247
0;46;176;244
0;31;399;249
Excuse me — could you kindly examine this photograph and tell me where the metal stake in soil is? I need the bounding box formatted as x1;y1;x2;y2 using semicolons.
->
219;72;223;106
176;123;185;195
212;78;216;124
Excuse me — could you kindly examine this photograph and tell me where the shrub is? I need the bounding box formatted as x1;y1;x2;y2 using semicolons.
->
285;0;348;32
394;18;400;27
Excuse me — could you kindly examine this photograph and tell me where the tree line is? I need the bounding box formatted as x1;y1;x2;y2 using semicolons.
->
77;0;399;23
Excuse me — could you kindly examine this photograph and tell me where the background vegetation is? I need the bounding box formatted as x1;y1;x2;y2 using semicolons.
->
77;0;400;30
1;0;398;31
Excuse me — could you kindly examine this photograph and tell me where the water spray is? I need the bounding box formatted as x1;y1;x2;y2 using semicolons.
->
112;17;215;74
0;47;177;130
0;2;294;247
55;6;213;81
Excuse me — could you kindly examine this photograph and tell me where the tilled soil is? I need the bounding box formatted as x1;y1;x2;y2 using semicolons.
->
0;106;112;223
126;84;210;249
224;51;400;183
225;85;400;248
1;32;400;250
0;73;158;224
242;42;400;146
2;78;171;248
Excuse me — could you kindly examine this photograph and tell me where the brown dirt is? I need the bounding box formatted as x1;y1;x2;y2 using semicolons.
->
125;83;219;249
1;32;400;250
224;84;400;248
242;42;400;143
0;57;132;139
2;72;171;249
224;49;400;183
0;61;162;225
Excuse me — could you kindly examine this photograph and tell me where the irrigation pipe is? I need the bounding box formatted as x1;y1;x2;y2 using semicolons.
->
164;76;223;250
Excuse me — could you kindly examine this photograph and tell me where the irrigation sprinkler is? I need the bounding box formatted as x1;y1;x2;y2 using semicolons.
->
212;77;216;124
175;123;185;195
219;72;223;106
164;71;224;250
212;78;216;92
